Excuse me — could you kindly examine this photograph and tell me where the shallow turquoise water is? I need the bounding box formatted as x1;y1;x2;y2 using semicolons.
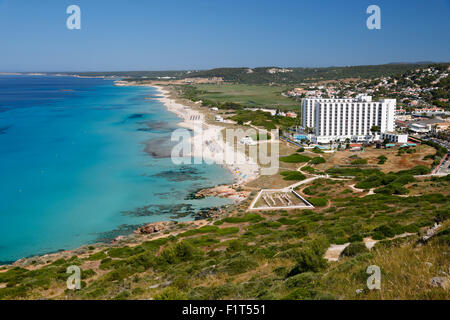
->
0;75;233;263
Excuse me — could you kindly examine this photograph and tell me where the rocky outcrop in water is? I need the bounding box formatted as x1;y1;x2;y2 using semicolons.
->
135;221;172;235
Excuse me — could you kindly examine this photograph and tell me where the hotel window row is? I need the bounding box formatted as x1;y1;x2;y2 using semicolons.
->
301;96;396;143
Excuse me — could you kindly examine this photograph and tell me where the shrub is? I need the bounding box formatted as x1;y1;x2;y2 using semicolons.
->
399;165;431;175
381;173;397;185
178;225;219;237
280;154;311;163
280;171;306;181
301;166;316;174
287;240;328;276
88;251;107;261
225;253;258;275
372;223;404;239
355;174;382;189
223;214;265;223
108;247;134;258
375;183;409;195
303;186;317;195
340;243;369;257
216;227;239;236
277;217;300;225
297;147;305;152
312;147;324;154
284;272;318;289
351;158;368;165
377;155;387;164
348;234;363;243
435;228;450;246
159;241;199;264
326;167;380;177
226;240;244;253
403;223;420;233
393;174;415;185
307;197;328;207
309;157;326;165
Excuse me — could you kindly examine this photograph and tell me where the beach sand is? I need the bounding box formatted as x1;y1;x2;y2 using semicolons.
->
152;85;260;185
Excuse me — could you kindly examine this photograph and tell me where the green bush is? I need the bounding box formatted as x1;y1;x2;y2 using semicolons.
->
178;225;219;237
277;217;300;225
280;154;311;163
287;240;328;276
398;165;431;175
393;174;415;185
88;251;107;261
348;234;363;243
326;167;380;177
377;155;387;164
355;174;382;189
280;171;306;181
351;158;368;165
159;241;200;264
108;247;134;258
340;243;369;257
223;214;265;223
301;166;316;174
309;157;326;164
307;197;328;207
224;253;258;275
216;227;240;236
297;147;305;152
312;147;324;154
435;228;450;246
284;272;318;289
372;223;404;239
303;186;317;195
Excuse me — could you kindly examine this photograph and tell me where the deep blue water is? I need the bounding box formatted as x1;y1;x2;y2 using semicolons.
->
0;75;233;263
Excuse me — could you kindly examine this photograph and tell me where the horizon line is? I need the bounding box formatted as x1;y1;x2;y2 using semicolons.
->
2;61;449;74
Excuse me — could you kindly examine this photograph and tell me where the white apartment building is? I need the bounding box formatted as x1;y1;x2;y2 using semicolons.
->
301;95;396;143
380;132;408;144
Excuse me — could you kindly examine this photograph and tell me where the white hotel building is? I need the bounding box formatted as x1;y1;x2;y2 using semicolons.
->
301;95;396;143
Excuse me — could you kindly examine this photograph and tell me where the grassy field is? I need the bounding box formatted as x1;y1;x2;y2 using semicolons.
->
323;145;435;173
194;84;300;111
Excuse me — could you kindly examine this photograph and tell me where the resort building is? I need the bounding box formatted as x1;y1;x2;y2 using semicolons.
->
302;95;396;143
380;132;409;144
431;122;450;133
408;123;430;133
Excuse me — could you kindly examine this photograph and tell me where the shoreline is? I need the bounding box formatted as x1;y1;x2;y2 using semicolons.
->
117;81;261;185
152;85;260;185
1;80;261;268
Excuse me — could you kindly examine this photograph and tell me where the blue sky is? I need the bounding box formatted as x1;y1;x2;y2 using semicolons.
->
0;0;449;71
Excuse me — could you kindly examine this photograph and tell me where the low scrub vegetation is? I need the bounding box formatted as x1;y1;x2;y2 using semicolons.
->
280;171;306;181
1;172;448;301
280;154;311;163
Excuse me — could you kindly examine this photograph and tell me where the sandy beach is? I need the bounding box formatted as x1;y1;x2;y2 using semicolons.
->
152;85;260;185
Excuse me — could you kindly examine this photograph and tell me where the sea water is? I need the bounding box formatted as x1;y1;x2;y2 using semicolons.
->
0;75;233;263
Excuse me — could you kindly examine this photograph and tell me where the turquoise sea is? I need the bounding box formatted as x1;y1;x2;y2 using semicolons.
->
0;75;233;263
